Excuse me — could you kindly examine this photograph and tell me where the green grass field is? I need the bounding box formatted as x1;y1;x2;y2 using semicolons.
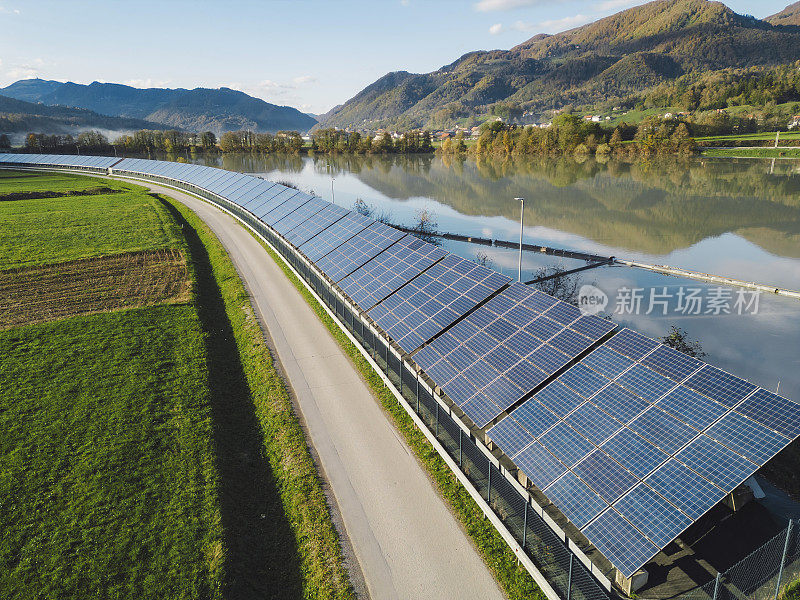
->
0;170;353;599
0;172;179;269
701;147;800;158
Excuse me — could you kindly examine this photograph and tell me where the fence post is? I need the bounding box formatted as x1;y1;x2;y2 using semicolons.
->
435;402;439;437
487;463;492;504
567;553;574;600
416;372;420;414
713;572;722;600
522;503;528;548
458;428;463;467
774;520;794;600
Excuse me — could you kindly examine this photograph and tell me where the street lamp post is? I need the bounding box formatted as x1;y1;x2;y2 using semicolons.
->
331;177;336;204
515;197;524;282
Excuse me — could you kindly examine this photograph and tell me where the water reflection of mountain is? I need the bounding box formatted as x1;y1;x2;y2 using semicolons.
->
313;155;800;258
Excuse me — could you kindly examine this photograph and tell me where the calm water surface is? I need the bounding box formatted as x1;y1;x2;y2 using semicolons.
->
180;153;800;400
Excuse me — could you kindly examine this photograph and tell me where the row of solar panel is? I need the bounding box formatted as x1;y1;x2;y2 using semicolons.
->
9;155;798;583
487;328;799;577
0;153;120;168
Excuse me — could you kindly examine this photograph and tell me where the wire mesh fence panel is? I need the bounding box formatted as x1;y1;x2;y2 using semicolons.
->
488;463;526;542
461;437;490;500
523;506;573;600
437;408;462;459
418;385;438;431
721;527;792;600
569;558;614;600
401;364;417;404
387;351;402;389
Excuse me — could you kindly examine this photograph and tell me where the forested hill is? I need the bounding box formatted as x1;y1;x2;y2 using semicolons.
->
0;94;169;134
0;80;318;134
320;0;800;130
766;1;800;26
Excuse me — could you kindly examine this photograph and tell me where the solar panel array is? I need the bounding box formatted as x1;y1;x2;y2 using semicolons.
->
338;235;447;310
6;154;799;583
413;283;617;427
367;253;510;353
487;328;800;577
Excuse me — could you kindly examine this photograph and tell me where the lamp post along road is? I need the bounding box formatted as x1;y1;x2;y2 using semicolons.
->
331;177;336;205
515;197;524;282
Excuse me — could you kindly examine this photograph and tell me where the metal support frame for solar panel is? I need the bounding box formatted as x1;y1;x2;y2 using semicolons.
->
486;326;800;580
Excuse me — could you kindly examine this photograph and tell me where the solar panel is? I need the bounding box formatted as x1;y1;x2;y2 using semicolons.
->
298;211;373;263
513;440;568;490
284;204;349;246
338;235;447;311
261;192;313;226
582;508;659;579
271;197;328;237
314;222;406;283
544;472;607;528
368;254;510;353
487;326;799;578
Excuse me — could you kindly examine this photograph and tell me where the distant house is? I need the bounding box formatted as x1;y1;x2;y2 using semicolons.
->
789;116;800;129
439;132;452;140
663;113;674;119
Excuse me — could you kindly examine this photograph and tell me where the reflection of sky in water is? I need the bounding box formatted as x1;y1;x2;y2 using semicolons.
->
191;155;800;401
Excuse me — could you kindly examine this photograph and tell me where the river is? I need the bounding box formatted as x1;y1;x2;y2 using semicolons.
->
176;153;800;401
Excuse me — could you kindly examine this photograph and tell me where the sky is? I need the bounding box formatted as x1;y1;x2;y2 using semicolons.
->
0;0;791;115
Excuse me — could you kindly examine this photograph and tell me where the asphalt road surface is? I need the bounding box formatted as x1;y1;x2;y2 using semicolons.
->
141;181;505;600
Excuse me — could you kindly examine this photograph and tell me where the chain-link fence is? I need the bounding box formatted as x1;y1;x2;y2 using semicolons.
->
645;520;798;600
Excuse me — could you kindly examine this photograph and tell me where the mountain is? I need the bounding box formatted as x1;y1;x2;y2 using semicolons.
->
0;80;318;134
0;93;170;135
766;1;800;26
320;0;800;130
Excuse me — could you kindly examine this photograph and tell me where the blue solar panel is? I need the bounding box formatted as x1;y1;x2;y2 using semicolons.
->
573;450;638;504
614;483;692;548
628;407;697;454
299;211;373;263
315;222;406;283
656;386;727;430
565;402;623;445
285;204;349;247
559;363;609;399
272;197;328;237
339;235;446;311
514;440;568;490
540;422;595;467
581;508;659;579
706;411;790;464
369;254;509;353
505;398;559;437
262;193;312;226
615;364;677;403
645;459;726;520
600;428;668;479
605;328;660;360
676;436;756;491
641;344;704;383
735;389;800;438
486;416;536;458
583;346;634;379
544;471;607;528
684;365;758;408
591;383;649;423
535;381;584;417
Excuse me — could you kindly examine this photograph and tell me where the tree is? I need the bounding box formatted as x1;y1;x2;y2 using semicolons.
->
410;208;440;245
530;266;581;306
659;326;706;358
200;131;217;151
0;134;10;149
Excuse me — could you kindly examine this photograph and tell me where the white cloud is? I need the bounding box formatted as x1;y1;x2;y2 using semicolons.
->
475;0;540;12
122;78;172;88
400;0;410;6
595;0;645;10
517;13;592;33
0;5;21;14
292;75;316;85
489;23;504;34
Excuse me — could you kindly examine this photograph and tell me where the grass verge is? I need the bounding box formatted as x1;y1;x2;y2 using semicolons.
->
155;193;355;600
701;147;800;158
235;212;544;600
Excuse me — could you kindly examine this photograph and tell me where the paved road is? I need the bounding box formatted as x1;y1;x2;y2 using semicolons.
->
143;182;505;600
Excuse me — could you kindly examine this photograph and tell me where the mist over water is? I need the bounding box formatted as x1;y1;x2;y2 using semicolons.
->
178;152;800;399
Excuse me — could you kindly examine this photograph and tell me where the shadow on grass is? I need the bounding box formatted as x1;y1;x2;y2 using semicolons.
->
158;197;303;599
